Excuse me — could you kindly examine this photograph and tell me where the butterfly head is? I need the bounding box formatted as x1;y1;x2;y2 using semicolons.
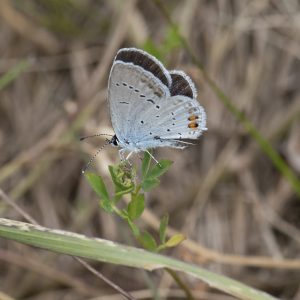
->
110;135;119;147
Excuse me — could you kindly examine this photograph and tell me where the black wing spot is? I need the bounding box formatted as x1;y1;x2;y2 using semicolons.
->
141;120;144;124
172;123;175;126
156;105;160;109
129;85;133;89
167;129;170;132
122;82;127;86
156;115;160;118
116;83;120;86
171;112;174;116
147;99;155;104
119;101;129;104
172;117;176;120
134;89;140;92
140;94;146;98
150;132;152;135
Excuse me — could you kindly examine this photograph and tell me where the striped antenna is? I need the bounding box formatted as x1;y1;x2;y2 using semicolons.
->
81;138;112;174
80;133;114;141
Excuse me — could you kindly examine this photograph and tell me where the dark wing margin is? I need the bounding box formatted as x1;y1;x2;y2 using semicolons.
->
115;48;171;88
169;70;197;99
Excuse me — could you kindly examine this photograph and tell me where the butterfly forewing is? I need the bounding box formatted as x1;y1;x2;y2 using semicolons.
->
108;50;170;145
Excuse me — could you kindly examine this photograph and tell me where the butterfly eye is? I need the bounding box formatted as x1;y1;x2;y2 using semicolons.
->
110;135;119;146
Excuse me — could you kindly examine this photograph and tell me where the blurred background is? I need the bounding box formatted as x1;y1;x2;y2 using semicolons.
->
0;0;300;299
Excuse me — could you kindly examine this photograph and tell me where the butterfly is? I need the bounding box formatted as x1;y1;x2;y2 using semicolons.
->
107;47;207;161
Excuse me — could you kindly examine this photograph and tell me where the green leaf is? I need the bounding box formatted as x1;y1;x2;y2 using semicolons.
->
108;164;134;191
119;209;129;219
164;234;185;248
85;173;109;200
142;177;160;192
147;160;173;179
113;184;134;204
128;194;145;221
100;199;114;213
138;231;157;251
115;186;134;198
141;151;151;178
159;214;169;244
126;219;140;237
0;218;277;300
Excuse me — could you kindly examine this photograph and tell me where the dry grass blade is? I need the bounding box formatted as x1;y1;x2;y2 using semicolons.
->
0;218;277;300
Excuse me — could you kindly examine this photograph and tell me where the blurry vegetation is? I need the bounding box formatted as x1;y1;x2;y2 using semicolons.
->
143;26;182;62
16;0;111;41
0;0;300;299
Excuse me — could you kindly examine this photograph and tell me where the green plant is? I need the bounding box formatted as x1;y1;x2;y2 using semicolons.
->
85;152;184;252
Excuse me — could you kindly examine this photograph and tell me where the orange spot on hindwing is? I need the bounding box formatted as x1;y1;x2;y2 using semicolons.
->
188;122;199;129
188;115;199;121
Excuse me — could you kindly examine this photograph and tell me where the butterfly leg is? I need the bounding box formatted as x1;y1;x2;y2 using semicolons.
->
118;149;133;168
119;149;126;161
126;151;133;160
145;150;161;167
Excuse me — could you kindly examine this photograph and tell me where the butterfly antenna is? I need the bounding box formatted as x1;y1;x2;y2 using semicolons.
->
82;138;111;174
80;133;114;141
145;150;162;168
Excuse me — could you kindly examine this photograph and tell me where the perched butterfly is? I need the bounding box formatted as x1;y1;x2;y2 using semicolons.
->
108;48;206;161
81;48;206;171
